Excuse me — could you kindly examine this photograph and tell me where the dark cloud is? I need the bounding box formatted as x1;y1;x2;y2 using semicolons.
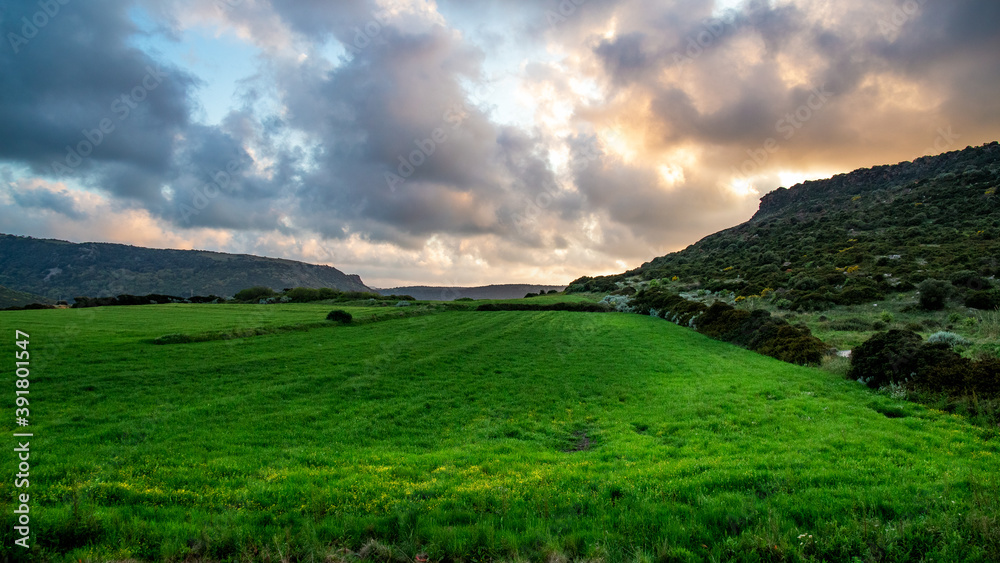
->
10;185;85;220
1;0;999;285
0;1;198;187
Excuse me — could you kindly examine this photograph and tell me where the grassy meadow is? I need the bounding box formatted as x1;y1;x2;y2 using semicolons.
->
1;302;999;562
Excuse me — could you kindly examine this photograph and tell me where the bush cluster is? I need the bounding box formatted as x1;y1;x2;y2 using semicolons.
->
917;279;952;311
630;288;828;365
476;302;609;312
72;293;223;308
326;310;353;323
2;303;58;311
965;289;1000;310
849;329;1000;396
233;286;415;304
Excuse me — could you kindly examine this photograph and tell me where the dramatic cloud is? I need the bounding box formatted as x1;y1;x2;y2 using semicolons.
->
1;0;998;287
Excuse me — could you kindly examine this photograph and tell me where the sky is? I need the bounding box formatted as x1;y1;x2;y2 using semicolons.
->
1;0;999;288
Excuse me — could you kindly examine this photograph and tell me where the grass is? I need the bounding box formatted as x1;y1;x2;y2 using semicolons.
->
1;303;998;561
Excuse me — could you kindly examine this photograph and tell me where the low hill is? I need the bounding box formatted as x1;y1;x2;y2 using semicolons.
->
375;284;566;301
0;234;371;300
0;283;54;309
570;142;1000;310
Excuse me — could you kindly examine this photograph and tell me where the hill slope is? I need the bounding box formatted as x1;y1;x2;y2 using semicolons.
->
571;142;1000;309
376;284;566;301
0;234;371;300
0;283;54;309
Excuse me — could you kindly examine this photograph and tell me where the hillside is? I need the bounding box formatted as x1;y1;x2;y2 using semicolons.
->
0;234;371;300
570;142;1000;310
0;283;54;309
376;284;566;301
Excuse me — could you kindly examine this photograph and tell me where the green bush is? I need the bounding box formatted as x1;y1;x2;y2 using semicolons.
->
849;330;1000;397
837;285;886;305
234;286;278;302
791;276;823;291
694;302;827;365
830;318;871;331
965;289;1000;310
917;279;952;310
917;345;971;392
950;270;992;291
326;310;353;323
848;330;924;388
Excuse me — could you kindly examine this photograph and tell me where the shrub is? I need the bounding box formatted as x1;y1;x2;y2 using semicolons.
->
326;310;353;324
966;289;1000;310
926;331;971;349
791;276;823;291
838;285;885;305
830;318;871;332
969;357;1000;396
774;298;793;310
454;297;474;302
950;270;992;291
917;279;952;310
395;301;411;307
848;330;924;388
234;286;277;302
285;287;323;302
695;303;827;365
600;294;635;313
917;345;971;392
754;324;828;365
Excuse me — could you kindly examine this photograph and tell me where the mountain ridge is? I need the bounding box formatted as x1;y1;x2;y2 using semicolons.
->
569;142;1000;310
0;234;371;301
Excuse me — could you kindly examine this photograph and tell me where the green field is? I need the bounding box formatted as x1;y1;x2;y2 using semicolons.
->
2;304;998;562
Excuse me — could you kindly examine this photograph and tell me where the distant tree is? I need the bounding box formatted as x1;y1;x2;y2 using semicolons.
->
917;279;952;311
234;286;277;302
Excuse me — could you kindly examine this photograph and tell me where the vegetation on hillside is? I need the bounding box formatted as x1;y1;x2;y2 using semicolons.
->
0;283;54;309
569;142;1000;313
0;234;371;300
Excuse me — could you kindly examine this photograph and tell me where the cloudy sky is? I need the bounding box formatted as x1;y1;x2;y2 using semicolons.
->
1;0;999;287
